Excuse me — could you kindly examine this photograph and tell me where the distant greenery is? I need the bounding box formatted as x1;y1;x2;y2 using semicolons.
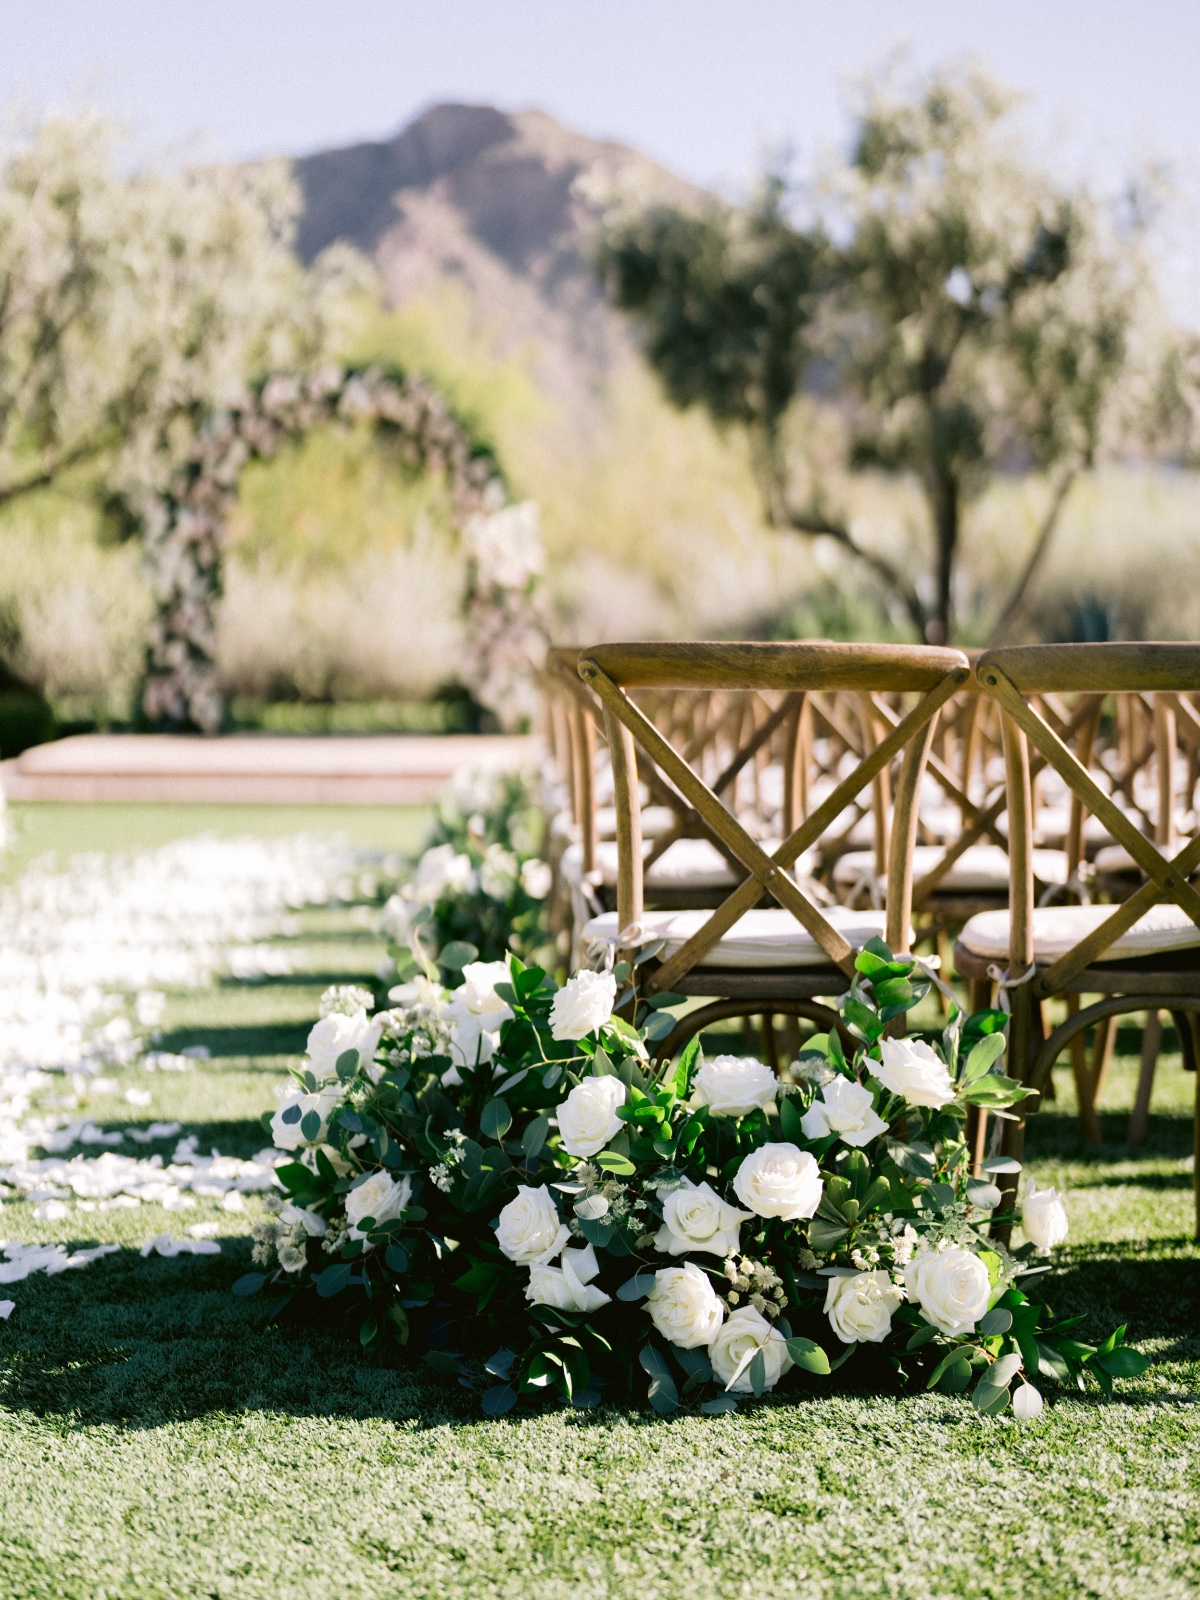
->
601;66;1174;646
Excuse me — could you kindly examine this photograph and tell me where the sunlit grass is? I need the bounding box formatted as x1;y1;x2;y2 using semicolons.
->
0;805;1197;1598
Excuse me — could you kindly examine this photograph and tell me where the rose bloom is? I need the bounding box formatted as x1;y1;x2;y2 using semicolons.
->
556;1074;626;1158
904;1245;991;1336
654;1180;751;1258
496;1184;570;1266
824;1269;904;1344
479;843;519;900
305;1008;383;1081
345;1170;413;1238
520;858;553;900
526;1243;611;1313
874;1037;957;1109
1022;1183;1069;1254
412;843;475;902
799;1077;889;1148
709;1306;794;1393
645;1261;725;1348
692;1055;777;1117
445;959;514;1070
270;1083;342;1150
549;969;617;1041
733;1143;823;1220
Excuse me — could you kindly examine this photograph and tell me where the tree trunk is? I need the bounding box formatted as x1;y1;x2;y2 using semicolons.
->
927;472;959;645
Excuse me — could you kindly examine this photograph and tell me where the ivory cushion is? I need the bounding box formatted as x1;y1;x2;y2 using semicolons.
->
1090;840;1195;876
595;805;677;840
959;901;1200;963
563;837;816;892
833;844;1068;894
580;906;895;969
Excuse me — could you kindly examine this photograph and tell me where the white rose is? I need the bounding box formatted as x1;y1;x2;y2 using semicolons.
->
654;1180;751;1258
413;844;474;902
645;1261;725;1348
904;1245;991;1336
444;959;514;1069
823;1269;904;1344
305;1008;382;1081
496;1184;570;1266
709;1305;794;1393
480;843;519;899
874;1037;957;1109
733;1143;823;1220
270;1083;342;1150
380;892;417;944
799;1076;889;1148
526;1242;611;1313
279;1203;327;1237
693;1055;777;1117
549;969;617;1041
345;1169;413;1237
520;858;553;899
1021;1183;1068;1254
556;1074;626;1158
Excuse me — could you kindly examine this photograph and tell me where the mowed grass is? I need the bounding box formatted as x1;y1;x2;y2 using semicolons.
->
0;805;1198;1598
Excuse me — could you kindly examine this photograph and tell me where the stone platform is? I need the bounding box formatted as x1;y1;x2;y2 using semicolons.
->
0;733;539;805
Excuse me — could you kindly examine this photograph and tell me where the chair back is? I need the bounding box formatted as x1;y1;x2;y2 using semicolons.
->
975;643;1200;994
577;641;970;990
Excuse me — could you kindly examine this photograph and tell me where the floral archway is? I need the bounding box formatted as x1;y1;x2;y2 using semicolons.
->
126;365;546;733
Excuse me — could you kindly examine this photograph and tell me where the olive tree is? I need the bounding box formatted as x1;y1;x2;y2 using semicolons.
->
600;69;1162;644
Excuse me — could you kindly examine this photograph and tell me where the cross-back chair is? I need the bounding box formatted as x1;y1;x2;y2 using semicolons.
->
576;640;971;1060
959;644;1200;1236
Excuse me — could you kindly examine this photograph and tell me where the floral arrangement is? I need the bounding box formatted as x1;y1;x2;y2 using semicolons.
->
380;765;555;980
125;362;542;734
239;939;1147;1419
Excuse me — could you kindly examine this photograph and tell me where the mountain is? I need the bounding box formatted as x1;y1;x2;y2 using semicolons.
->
290;103;706;419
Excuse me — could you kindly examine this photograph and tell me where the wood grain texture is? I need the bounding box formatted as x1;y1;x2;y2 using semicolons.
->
582;640;969;691
978;642;1200;694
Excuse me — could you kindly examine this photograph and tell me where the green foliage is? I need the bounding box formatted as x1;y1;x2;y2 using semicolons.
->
601;65;1167;644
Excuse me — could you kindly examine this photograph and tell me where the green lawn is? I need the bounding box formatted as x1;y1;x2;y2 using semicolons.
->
0;806;1198;1599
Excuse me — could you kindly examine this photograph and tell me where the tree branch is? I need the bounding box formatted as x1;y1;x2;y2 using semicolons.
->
985;467;1078;644
0;431;117;510
754;429;931;640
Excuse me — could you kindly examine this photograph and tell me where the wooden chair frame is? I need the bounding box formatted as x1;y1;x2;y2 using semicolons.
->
577;643;970;1043
972;643;1200;1235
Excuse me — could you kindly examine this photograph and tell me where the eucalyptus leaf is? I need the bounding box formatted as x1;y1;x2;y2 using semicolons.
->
480;1098;512;1141
438;940;479;971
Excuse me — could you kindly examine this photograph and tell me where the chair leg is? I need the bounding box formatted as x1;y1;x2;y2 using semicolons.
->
1127;1008;1161;1145
1039;1002;1057;1101
1067;995;1102;1144
761;1014;780;1074
780;1015;802;1072
969;1106;988;1178
1089;1015;1117;1132
994;984;1035;1245
1194;1057;1200;1246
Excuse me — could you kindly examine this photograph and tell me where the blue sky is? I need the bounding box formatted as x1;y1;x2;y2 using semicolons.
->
5;1;1200;312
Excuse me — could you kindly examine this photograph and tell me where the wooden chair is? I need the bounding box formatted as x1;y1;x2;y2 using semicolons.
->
959;644;1200;1236
576;640;971;1060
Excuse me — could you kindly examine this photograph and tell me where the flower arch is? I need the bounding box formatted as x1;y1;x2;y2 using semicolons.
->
128;365;546;733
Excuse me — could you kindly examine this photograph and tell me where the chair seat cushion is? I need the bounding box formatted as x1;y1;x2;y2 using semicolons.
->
596;805;677;840
563;838;813;892
833;845;1068;894
1091;840;1194;877
959;901;1200;963
581;906;895;969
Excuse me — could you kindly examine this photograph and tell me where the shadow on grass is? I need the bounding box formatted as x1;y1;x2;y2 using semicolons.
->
1;1232;1195;1435
157;1024;311;1061
29;1118;275;1161
1024;1109;1193;1163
